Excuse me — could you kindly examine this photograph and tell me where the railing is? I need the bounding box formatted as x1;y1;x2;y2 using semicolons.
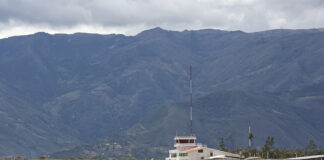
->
174;136;196;139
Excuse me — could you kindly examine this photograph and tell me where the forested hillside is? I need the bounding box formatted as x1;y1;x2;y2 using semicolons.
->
0;28;323;157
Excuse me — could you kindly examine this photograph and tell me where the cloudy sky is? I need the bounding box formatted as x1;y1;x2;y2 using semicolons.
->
0;0;324;38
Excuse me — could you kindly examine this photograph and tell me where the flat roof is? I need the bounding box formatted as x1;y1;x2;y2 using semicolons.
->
174;136;196;139
288;155;324;160
207;155;226;159
184;146;241;158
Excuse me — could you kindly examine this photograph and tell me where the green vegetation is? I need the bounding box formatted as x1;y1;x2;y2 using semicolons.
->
218;137;227;152
1;28;324;158
219;136;324;159
2;138;324;160
50;86;324;159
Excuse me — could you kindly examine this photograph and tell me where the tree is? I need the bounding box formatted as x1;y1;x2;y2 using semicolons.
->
248;132;254;150
262;136;274;158
305;140;318;155
271;148;280;159
281;149;295;158
226;133;234;151
39;156;46;160
295;148;304;157
266;136;274;149
219;137;228;151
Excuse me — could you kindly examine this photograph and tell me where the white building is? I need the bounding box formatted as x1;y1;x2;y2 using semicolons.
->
288;155;324;160
166;136;242;160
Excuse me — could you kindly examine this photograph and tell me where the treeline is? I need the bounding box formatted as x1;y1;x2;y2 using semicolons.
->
219;135;324;159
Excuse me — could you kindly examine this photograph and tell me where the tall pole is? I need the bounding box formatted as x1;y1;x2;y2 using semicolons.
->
248;120;253;149
190;65;193;136
249;121;251;148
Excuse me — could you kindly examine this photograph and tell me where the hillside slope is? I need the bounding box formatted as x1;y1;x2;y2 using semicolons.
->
49;83;324;158
0;28;323;157
128;86;324;149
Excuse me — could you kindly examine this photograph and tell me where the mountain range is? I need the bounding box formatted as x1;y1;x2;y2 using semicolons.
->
0;28;323;158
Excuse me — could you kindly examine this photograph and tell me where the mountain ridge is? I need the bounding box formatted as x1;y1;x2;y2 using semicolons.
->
0;27;323;157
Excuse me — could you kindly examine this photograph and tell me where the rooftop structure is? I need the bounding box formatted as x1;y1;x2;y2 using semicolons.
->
165;66;242;160
166;135;242;160
174;136;201;150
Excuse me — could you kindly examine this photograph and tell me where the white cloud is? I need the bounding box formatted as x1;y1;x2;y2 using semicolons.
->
0;0;324;38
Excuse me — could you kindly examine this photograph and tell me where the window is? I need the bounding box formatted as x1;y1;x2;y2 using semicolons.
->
179;139;189;143
190;139;195;143
210;152;213;156
171;153;177;157
198;149;203;153
179;153;188;157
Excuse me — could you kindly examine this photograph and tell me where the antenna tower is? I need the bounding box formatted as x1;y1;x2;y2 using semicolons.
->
190;65;193;135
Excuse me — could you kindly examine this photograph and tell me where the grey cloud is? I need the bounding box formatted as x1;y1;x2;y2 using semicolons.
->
0;0;324;37
0;0;92;26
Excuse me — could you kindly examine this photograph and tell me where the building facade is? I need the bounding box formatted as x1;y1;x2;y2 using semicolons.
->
166;136;242;160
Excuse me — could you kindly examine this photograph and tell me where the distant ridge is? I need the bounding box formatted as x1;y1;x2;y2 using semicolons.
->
0;27;323;158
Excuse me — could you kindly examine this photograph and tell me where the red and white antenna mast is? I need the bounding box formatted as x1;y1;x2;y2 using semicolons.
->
190;65;193;136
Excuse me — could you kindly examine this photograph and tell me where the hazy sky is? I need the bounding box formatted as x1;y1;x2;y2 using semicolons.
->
1;0;324;38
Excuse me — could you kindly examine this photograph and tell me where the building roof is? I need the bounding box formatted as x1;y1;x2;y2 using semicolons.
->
207;155;226;159
288;155;324;160
184;146;241;158
184;146;200;152
174;136;197;139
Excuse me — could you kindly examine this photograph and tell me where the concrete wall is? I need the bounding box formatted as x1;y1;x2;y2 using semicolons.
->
188;148;215;160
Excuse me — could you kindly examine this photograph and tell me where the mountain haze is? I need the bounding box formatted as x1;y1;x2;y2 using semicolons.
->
0;28;323;157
